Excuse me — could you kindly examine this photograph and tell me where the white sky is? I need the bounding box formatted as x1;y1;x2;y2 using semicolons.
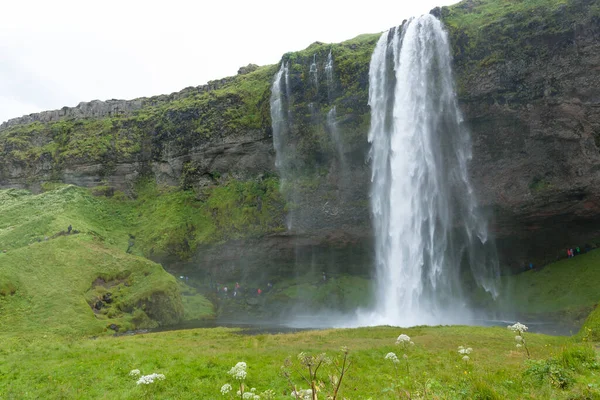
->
0;0;459;124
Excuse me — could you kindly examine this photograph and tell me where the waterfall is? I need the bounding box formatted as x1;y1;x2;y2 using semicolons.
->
309;54;318;89
367;15;499;326
325;50;334;100
325;50;334;85
327;106;348;181
270;62;295;230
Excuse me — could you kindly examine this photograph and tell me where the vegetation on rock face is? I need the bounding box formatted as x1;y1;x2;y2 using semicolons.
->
0;65;277;165
277;33;379;172
441;0;600;99
133;177;285;259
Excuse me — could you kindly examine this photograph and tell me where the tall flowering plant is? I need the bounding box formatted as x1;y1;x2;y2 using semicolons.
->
508;322;530;358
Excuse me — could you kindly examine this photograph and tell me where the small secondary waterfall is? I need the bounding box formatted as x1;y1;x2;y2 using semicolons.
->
327;107;347;176
325;50;334;101
270;62;296;229
309;54;318;89
367;15;499;326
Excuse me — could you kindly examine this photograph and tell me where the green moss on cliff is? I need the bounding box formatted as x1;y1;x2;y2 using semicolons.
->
278;34;379;170
442;0;598;98
134;177;285;259
0;65;276;172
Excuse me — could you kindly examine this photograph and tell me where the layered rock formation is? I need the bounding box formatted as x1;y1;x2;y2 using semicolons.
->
1;0;599;273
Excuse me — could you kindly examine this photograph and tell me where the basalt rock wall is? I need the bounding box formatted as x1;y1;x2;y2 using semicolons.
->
1;0;599;273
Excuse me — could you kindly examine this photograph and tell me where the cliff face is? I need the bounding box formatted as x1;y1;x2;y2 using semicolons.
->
444;0;600;265
1;0;599;273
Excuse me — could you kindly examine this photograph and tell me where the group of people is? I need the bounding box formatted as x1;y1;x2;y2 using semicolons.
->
567;246;585;258
216;281;273;298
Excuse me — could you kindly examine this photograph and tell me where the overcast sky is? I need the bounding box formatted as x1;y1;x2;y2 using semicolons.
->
1;0;459;124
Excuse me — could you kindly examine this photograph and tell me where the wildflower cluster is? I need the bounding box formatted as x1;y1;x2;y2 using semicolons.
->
385;352;400;364
241;387;260;399
458;346;473;362
291;388;313;399
508;322;528;334
221;383;232;395
128;369;165;385
508;322;530;358
228;362;248;380
395;334;412;346
136;373;166;385
394;333;414;373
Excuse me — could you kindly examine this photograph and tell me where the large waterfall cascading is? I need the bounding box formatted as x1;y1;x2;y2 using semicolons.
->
367;15;499;326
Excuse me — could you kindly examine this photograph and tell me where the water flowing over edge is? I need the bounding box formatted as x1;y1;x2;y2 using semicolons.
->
356;14;499;327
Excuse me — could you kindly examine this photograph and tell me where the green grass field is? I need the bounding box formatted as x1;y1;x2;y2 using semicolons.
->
0;325;598;399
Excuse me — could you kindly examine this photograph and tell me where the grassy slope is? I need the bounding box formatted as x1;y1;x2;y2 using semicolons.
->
0;186;213;336
500;250;600;315
0;326;597;399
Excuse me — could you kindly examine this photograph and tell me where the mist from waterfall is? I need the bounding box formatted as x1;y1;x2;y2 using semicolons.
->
365;15;499;326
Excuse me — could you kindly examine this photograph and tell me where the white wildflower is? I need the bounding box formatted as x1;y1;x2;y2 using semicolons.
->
253;396;260;400
250;388;256;393
515;335;523;342
458;346;473;355
136;373;165;385
243;392;254;399
462;355;470;362
516;343;523;348
221;383;232;395
507;322;528;333
129;369;141;377
410;341;415;346
385;352;399;363
228;361;247;380
396;334;411;345
291;389;312;400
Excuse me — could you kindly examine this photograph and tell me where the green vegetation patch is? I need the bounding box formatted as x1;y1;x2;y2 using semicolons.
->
0;185;219;335
500;249;600;316
0;235;183;336
0;325;598;398
134;177;285;259
580;305;600;342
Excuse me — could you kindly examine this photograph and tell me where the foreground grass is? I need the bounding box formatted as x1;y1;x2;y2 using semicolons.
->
0;326;597;399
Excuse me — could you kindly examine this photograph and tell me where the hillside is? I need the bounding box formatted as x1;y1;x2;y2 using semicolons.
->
0;186;213;336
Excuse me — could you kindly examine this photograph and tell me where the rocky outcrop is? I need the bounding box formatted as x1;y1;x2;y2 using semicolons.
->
0;77;236;129
447;0;600;267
